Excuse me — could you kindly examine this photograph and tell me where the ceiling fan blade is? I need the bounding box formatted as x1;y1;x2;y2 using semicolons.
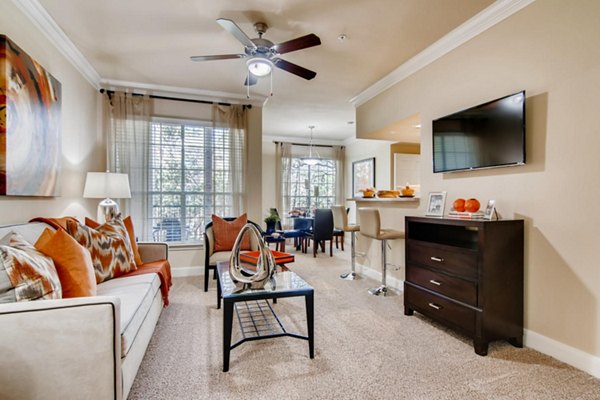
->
216;18;257;49
274;34;321;55
273;58;317;80
244;75;258;86
190;54;246;62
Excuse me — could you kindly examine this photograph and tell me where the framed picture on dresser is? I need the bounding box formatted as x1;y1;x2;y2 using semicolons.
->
426;191;447;217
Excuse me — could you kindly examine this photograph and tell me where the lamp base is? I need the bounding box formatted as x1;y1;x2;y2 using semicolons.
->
97;198;119;222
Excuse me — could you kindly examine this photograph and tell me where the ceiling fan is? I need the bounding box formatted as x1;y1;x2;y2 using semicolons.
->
190;18;321;86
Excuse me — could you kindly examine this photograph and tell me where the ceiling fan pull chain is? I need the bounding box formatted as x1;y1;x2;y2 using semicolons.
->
270;72;273;97
247;70;250;99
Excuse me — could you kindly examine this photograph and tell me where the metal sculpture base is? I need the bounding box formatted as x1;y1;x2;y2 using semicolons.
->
368;285;388;296
340;271;358;280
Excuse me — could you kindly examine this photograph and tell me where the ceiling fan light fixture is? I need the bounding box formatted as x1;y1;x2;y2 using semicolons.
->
247;57;273;77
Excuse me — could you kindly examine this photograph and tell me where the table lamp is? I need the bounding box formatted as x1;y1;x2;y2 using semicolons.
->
83;171;131;222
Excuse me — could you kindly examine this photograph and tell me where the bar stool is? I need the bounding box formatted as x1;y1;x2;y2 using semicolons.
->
332;205;360;280
358;207;405;296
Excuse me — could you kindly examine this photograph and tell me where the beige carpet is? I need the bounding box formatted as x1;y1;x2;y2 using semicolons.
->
129;250;600;400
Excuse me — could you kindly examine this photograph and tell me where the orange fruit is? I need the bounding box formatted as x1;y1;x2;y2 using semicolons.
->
465;198;480;213
453;198;466;212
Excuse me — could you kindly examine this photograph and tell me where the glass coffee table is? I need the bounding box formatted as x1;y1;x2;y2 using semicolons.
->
216;261;314;372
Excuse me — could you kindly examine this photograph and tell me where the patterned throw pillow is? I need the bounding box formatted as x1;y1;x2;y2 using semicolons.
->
0;232;62;303
85;216;144;266
66;215;137;284
212;214;251;252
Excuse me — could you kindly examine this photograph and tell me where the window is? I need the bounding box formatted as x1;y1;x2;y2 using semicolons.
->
284;157;337;216
148;118;243;243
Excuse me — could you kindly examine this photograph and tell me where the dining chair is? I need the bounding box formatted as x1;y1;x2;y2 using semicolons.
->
304;208;334;257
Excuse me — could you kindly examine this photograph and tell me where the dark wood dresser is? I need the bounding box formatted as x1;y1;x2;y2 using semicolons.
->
404;216;524;355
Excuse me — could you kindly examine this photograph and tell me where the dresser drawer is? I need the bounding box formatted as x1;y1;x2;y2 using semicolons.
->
407;241;478;280
406;266;477;306
404;284;475;335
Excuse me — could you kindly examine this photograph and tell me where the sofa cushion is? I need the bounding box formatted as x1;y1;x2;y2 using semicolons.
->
0;232;62;302
34;228;97;298
67;215;137;284
97;273;160;357
209;250;234;265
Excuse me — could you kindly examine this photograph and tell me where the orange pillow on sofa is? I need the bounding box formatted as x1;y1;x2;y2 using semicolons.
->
86;216;143;266
35;228;97;298
212;214;251;252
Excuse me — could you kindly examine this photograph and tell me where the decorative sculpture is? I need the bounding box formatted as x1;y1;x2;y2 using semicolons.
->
229;223;276;291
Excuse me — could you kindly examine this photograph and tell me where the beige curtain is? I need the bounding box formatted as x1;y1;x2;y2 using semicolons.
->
275;142;293;228
103;91;152;239
333;145;345;205
212;104;247;215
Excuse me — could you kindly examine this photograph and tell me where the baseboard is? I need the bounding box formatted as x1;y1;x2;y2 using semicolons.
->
524;329;600;379
171;266;202;277
356;264;404;292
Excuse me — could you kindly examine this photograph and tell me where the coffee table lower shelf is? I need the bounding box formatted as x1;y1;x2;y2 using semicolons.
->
231;299;310;351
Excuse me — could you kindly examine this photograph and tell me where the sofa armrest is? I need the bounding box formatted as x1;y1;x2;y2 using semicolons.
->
137;242;168;263
0;297;122;400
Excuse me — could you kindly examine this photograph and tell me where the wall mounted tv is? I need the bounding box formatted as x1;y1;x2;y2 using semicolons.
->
432;90;526;173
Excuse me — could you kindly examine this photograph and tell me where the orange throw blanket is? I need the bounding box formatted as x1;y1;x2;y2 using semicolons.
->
30;216;79;231
118;260;173;306
30;216;173;306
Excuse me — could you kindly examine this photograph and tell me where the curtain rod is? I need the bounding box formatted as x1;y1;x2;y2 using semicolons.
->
274;141;340;149
99;89;252;109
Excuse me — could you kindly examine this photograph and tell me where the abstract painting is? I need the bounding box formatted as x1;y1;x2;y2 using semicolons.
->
0;35;61;196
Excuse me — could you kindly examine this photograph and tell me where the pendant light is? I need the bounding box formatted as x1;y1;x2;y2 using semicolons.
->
301;125;320;166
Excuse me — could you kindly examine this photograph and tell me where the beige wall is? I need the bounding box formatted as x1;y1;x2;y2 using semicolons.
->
262;140;277;221
357;0;600;359
0;1;101;223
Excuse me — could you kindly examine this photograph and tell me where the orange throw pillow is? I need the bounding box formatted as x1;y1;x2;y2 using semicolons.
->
212;214;251;252
86;216;143;266
35;228;97;298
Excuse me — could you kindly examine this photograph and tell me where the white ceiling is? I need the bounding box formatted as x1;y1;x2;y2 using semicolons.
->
36;0;494;141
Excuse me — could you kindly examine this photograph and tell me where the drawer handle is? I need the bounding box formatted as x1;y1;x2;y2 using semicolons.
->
429;279;442;286
430;256;444;262
428;302;441;310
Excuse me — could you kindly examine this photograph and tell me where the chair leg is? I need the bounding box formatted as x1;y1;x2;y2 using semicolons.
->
313;239;317;257
368;239;388;296
340;231;358;280
329;239;333;256
341;232;345;251
204;264;209;292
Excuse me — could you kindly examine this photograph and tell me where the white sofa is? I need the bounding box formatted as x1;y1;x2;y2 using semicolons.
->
0;222;168;400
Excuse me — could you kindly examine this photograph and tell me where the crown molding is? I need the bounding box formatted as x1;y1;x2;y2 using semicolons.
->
262;134;344;146
349;0;536;107
10;0;102;88
101;79;267;107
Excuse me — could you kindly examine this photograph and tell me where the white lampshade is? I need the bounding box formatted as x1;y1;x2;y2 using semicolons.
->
247;57;273;77
83;172;131;199
83;172;131;222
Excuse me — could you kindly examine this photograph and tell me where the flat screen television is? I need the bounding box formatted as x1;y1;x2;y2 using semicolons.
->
432;90;526;173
